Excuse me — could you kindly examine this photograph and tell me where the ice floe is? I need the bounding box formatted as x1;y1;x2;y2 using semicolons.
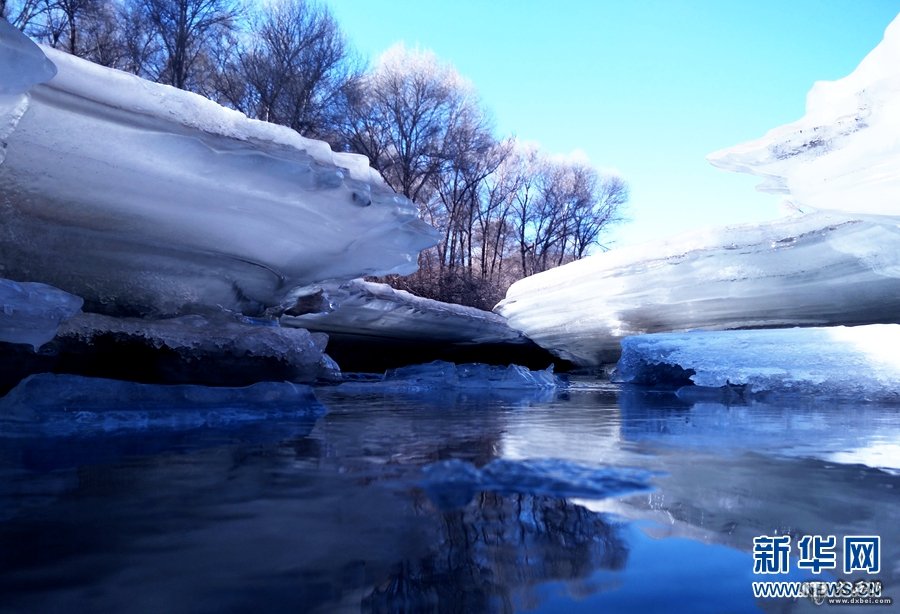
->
614;324;900;402
0;373;326;437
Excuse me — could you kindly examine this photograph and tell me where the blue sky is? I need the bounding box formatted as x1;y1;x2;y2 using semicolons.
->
326;0;900;247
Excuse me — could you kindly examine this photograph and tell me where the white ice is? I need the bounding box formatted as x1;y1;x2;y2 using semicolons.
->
282;279;528;345
708;15;900;217
495;212;900;365
0;25;438;317
614;324;900;402
0;277;83;349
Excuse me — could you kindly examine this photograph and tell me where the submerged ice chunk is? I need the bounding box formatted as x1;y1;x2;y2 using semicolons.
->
615;324;900;401
708;15;900;216
496;212;900;365
330;361;562;406
0;27;437;317
0;278;83;349
0;373;326;437
421;458;653;510
383;360;561;390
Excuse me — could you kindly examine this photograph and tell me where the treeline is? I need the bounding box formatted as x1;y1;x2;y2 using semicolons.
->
3;0;628;309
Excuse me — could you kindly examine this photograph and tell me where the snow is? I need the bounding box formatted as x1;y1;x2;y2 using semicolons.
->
496;212;900;365
708;15;900;217
614;325;900;402
0;24;438;317
281;279;527;344
0;373;325;437
0;278;83;350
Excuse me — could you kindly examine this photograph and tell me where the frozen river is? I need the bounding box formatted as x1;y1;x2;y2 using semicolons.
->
1;377;897;612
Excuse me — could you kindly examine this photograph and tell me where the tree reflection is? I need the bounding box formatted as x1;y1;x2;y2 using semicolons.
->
363;492;628;613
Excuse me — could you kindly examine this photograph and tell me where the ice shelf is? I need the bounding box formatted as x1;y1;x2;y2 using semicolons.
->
614;324;900;402
0;24;438;318
282;279;527;344
496;212;900;365
51;312;340;385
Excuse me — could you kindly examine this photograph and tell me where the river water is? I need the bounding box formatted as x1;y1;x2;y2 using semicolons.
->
1;377;897;613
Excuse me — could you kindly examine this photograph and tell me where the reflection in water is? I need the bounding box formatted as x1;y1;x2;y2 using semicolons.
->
0;378;898;612
364;493;628;613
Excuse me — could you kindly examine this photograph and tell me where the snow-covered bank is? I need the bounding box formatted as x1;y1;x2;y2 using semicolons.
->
496;212;900;365
0;23;437;318
614;325;900;402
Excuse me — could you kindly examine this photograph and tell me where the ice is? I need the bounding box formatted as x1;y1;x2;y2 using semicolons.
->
282;279;527;344
0;373;325;437
708;15;900;217
0;19;57;95
0;25;438;317
280;279;545;369
496;212;900;365
337;360;560;391
421;458;653;510
614;324;900;401
50;312;340;385
0;278;83;350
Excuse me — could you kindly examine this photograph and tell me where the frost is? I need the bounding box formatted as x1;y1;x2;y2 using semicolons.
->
0;278;83;350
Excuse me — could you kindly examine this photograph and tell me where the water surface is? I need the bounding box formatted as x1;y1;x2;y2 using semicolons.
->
1;378;897;612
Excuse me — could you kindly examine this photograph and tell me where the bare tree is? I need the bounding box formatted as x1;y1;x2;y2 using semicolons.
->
136;0;239;90
3;0;44;28
342;43;481;203
214;0;357;142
